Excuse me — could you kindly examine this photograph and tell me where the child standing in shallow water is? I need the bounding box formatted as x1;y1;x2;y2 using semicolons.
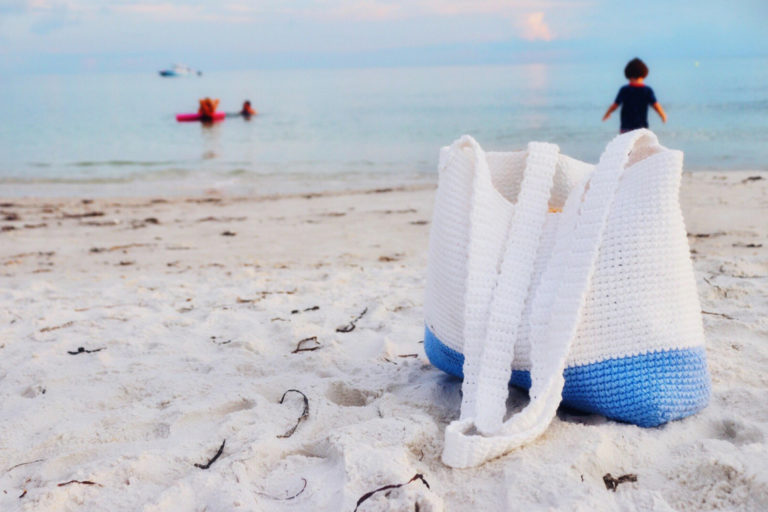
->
603;58;667;133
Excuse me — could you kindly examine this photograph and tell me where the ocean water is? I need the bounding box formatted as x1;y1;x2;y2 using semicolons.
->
2;57;766;196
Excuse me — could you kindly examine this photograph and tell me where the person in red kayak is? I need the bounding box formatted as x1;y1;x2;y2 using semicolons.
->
240;100;257;118
198;97;220;122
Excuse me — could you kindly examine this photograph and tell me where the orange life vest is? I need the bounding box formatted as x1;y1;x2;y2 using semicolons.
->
198;98;219;118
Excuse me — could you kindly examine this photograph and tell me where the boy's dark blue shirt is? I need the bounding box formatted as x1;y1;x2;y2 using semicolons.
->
614;85;657;131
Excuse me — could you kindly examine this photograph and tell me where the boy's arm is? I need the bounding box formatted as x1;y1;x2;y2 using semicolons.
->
652;102;667;123
602;103;618;121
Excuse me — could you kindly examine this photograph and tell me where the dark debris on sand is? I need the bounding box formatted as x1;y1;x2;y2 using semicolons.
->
354;474;431;511
277;389;309;438
602;473;637;492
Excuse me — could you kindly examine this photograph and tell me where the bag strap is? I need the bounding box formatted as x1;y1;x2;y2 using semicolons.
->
443;129;660;468
471;143;560;434
459;137;558;424
454;135;506;422
457;139;560;424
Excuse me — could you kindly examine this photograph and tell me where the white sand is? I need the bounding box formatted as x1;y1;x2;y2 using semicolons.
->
1;172;767;511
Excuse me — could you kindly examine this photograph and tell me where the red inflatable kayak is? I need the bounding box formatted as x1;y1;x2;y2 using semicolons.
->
176;112;226;122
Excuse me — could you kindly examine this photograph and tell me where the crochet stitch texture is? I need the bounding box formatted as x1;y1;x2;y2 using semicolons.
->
424;130;710;468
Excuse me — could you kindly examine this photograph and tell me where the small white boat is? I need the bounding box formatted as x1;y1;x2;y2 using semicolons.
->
158;64;201;77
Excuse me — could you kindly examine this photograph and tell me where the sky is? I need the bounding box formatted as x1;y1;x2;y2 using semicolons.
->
1;0;766;73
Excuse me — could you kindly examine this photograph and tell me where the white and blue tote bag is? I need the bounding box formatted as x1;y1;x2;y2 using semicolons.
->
424;130;710;468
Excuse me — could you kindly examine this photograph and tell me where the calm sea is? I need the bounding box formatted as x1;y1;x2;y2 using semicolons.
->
2;57;766;197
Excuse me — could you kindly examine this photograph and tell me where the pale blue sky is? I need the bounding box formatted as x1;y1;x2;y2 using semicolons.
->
1;0;766;73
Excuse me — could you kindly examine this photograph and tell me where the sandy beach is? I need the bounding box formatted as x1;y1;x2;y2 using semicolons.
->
1;171;767;511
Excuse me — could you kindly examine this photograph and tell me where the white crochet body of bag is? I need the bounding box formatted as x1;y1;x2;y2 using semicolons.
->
424;130;710;468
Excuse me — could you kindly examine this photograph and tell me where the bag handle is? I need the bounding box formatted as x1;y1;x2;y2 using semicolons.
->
459;136;559;424
470;143;561;433
457;138;560;424
452;135;502;422
443;129;661;468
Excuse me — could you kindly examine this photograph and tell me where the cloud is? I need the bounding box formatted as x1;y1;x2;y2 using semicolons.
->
520;11;553;41
1;0;573;47
224;3;258;13
0;1;28;14
110;2;256;23
290;0;584;23
23;0;88;11
0;0;70;13
5;0;577;29
418;0;541;16
111;2;203;17
322;1;403;21
1;0;85;34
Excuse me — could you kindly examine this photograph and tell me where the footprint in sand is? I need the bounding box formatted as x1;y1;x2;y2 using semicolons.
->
171;398;257;429
20;384;46;398
712;418;764;446
325;381;379;407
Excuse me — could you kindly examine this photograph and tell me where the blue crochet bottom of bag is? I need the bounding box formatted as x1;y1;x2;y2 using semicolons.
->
424;326;710;427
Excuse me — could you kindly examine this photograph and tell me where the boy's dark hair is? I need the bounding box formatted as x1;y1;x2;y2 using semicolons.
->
624;58;649;79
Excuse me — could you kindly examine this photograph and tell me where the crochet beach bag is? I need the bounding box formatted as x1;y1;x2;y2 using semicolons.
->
424;130;710;468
